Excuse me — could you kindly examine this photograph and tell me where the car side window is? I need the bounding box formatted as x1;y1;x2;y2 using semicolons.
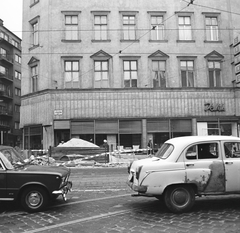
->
224;142;240;158
186;143;218;160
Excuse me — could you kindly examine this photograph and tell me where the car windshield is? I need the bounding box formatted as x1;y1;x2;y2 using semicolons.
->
154;143;174;159
0;148;26;169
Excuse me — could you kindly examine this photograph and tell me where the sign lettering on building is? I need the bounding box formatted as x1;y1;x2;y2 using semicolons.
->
204;103;225;112
54;110;63;115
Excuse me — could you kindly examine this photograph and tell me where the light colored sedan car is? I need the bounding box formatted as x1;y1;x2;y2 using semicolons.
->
127;135;240;213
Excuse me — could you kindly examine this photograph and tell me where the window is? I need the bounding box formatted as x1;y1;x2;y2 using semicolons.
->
208;61;221;87
122;15;136;40
178;16;192;40
15;71;21;80
94;15;107;40
205;16;219;41
15;88;21;96
31;65;38;92
31;20;39;46
15;54;21;64
12;39;20;48
0;31;9;41
152;60;166;87
186;143;218;160
0;48;7;58
150;16;164;40
15;122;20;130
94;61;109;88
180;60;194;87
14;105;20;113
123;60;138;87
224;142;240;158
65;15;78;40
0;65;8;75
64;61;79;88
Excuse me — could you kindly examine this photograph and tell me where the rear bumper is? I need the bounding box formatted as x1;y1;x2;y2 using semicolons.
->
52;181;72;201
127;181;147;193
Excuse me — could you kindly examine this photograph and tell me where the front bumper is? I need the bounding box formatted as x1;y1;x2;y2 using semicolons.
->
52;181;72;201
127;181;147;193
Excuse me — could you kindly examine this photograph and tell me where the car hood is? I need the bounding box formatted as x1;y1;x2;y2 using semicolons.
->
130;156;160;171
16;165;70;176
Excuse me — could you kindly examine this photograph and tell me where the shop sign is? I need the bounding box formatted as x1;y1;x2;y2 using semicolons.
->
54;110;63;115
204;103;225;112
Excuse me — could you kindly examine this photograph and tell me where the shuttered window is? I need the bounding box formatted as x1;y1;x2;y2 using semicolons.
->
171;120;192;132
147;120;169;132
71;121;94;134
119;120;141;134
95;120;118;134
54;120;70;129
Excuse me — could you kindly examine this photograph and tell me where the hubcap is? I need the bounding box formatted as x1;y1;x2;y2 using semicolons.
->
28;192;42;207
172;189;189;206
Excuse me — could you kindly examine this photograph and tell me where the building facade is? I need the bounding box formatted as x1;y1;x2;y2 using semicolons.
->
21;0;240;151
0;19;22;146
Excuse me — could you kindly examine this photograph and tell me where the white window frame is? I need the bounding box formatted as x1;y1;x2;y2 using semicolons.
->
31;65;38;92
150;15;165;41
91;11;110;41
29;16;40;47
120;57;140;88
62;56;82;88
178;57;196;88
208;61;221;87
178;16;192;40
120;11;138;41
62;11;81;42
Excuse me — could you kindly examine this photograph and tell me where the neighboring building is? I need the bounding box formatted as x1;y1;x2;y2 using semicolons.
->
0;19;22;146
21;0;240;151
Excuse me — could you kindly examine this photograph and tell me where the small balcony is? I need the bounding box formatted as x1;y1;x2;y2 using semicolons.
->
0;72;13;82
0;90;13;99
0;108;13;117
0;54;14;65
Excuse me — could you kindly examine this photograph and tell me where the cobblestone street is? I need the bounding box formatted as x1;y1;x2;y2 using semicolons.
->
1;167;240;233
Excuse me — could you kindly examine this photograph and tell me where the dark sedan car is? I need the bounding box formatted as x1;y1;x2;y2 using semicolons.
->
0;146;72;212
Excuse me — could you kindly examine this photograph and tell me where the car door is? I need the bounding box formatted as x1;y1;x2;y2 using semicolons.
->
223;141;240;192
184;142;225;194
0;156;7;198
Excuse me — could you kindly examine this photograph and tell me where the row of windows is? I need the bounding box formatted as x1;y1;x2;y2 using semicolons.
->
29;51;223;92
30;11;221;47
0;65;21;80
0;31;21;49
0;47;21;64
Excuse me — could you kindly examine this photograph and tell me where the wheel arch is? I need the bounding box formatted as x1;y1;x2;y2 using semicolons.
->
16;183;51;201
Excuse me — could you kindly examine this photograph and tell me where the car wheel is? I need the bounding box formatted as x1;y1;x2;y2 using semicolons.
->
164;185;195;213
21;186;48;212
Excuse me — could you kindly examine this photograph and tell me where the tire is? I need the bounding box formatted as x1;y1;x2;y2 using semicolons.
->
21;186;48;212
164;185;195;213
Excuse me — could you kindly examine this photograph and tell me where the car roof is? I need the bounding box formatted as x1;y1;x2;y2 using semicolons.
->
166;136;240;147
0;145;14;150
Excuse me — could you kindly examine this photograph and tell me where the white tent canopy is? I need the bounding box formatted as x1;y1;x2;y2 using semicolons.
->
57;138;99;148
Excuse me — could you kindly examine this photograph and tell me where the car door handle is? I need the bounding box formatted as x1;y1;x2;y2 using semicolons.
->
225;162;233;165
186;164;194;167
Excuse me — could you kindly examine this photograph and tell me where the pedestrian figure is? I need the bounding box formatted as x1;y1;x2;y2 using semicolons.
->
147;138;153;156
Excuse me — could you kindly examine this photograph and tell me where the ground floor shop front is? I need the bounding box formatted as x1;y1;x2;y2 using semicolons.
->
23;117;239;151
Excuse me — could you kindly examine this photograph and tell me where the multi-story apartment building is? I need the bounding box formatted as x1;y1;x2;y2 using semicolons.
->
0;19;22;146
21;0;240;151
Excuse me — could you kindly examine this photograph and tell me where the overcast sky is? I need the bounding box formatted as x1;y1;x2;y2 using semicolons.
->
0;0;23;38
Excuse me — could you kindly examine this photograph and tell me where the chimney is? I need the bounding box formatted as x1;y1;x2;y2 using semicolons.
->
0;19;3;26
